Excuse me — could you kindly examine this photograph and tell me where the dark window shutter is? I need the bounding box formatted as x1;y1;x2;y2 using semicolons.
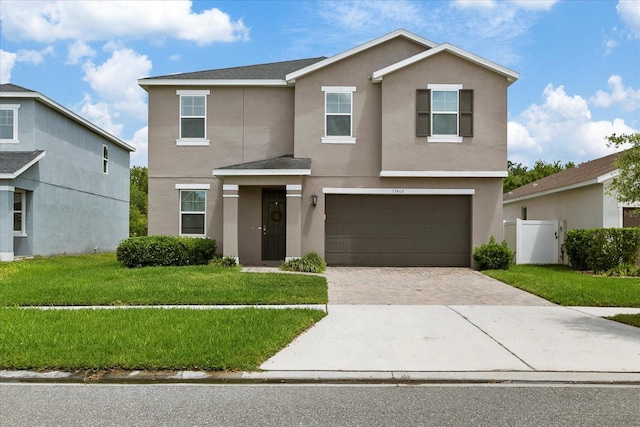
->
459;89;473;137
416;89;430;137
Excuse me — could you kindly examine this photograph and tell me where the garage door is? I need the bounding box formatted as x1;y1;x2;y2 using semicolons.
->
325;195;471;267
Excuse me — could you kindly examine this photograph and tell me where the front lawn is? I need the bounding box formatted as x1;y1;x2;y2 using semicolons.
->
607;314;640;328
0;253;327;306
484;265;640;307
0;308;325;371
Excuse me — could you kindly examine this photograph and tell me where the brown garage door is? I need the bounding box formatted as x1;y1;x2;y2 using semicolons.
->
325;195;471;267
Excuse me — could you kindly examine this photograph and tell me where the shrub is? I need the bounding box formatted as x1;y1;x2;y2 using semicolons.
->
281;252;327;273
473;236;513;270
180;237;217;265
605;264;640;277
565;228;640;272
116;236;217;268
210;256;238;268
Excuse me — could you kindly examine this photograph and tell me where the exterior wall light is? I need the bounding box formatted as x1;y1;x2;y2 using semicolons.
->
311;192;318;207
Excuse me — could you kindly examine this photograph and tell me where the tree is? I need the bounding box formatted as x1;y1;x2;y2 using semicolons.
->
606;133;640;204
129;166;148;236
503;159;575;193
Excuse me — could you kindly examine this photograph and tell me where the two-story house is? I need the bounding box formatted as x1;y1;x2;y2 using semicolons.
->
0;83;134;261
139;29;518;267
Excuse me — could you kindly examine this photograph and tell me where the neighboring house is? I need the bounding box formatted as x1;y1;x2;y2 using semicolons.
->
0;83;135;261
138;29;518;267
503;151;640;261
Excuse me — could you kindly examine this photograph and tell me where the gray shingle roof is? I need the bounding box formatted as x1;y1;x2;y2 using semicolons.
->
144;57;326;80
0;150;45;175
217;155;311;170
504;151;622;201
0;83;36;93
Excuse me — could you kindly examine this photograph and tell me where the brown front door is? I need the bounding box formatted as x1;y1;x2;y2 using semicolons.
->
262;189;286;261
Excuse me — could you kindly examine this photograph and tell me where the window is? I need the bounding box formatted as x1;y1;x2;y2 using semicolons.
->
102;145;109;174
321;86;356;144
13;190;25;236
0;104;20;143
180;190;206;235
416;85;473;143
177;90;210;145
521;206;528;220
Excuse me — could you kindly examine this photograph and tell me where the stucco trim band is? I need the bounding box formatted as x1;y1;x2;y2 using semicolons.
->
323;188;476;195
379;170;507;178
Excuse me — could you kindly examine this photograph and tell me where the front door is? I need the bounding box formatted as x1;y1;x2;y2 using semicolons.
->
262;189;286;261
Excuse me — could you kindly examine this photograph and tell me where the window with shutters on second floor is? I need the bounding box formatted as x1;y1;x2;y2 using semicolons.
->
416;84;473;143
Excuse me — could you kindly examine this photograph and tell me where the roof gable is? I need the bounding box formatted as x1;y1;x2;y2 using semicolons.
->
0;150;46;179
285;29;436;82
503;151;622;203
371;43;519;84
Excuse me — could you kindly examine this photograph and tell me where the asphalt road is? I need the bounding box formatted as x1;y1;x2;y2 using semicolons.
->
1;383;639;426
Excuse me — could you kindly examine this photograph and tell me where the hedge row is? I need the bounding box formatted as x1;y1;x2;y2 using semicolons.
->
564;228;640;272
116;236;217;268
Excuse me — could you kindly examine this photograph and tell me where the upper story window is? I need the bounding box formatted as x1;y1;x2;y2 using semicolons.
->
176;90;210;146
0;104;20;143
321;86;356;144
102;145;109;174
416;85;473;143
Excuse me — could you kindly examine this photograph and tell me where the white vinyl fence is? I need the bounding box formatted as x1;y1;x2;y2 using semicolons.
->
504;219;559;264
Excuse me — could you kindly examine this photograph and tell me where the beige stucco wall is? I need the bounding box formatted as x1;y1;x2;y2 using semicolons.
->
503;184;605;230
147;85;295;241
379;51;509;172
293;37;427;177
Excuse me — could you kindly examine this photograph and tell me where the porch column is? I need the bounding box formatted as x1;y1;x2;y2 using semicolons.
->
285;184;302;261
0;185;15;261
222;184;239;264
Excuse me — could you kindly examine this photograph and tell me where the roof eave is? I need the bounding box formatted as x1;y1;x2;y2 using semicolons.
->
285;29;437;82
503;177;605;204
212;168;311;177
138;79;289;89
0;92;135;152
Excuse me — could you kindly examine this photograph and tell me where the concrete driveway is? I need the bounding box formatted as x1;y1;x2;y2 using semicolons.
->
325;267;553;305
259;267;640;374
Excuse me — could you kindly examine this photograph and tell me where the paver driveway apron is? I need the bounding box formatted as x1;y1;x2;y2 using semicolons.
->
325;267;553;305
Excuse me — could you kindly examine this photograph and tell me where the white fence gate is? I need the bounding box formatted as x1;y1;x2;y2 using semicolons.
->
504;219;559;264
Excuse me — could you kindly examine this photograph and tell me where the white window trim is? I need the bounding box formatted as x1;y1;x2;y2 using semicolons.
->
176;90;210;146
13;190;26;237
427;84;463;143
102;145;109;174
321;86;356;144
0;104;20;144
179;188;207;237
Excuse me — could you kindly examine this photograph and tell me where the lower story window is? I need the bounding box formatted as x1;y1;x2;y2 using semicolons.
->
180;190;206;235
13;190;25;235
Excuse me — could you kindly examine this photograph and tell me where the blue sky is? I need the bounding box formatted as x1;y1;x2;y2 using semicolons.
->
1;0;638;167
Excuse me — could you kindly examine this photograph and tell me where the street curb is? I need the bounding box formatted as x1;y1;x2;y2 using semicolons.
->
2;370;639;385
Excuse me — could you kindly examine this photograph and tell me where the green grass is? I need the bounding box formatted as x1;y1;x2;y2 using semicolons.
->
484;265;640;307
0;307;325;371
0;253;327;306
607;314;640;328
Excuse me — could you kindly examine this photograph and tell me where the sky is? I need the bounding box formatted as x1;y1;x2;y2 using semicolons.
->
1;0;639;168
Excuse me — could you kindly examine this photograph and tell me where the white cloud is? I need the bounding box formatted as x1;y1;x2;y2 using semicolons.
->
454;0;496;9
617;0;640;39
508;84;637;166
0;0;249;45
77;94;123;137
127;126;148;167
510;0;558;11
319;0;424;33
0;50;16;82
15;46;54;64
590;75;640;113
82;45;152;120
66;41;95;65
169;54;182;61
